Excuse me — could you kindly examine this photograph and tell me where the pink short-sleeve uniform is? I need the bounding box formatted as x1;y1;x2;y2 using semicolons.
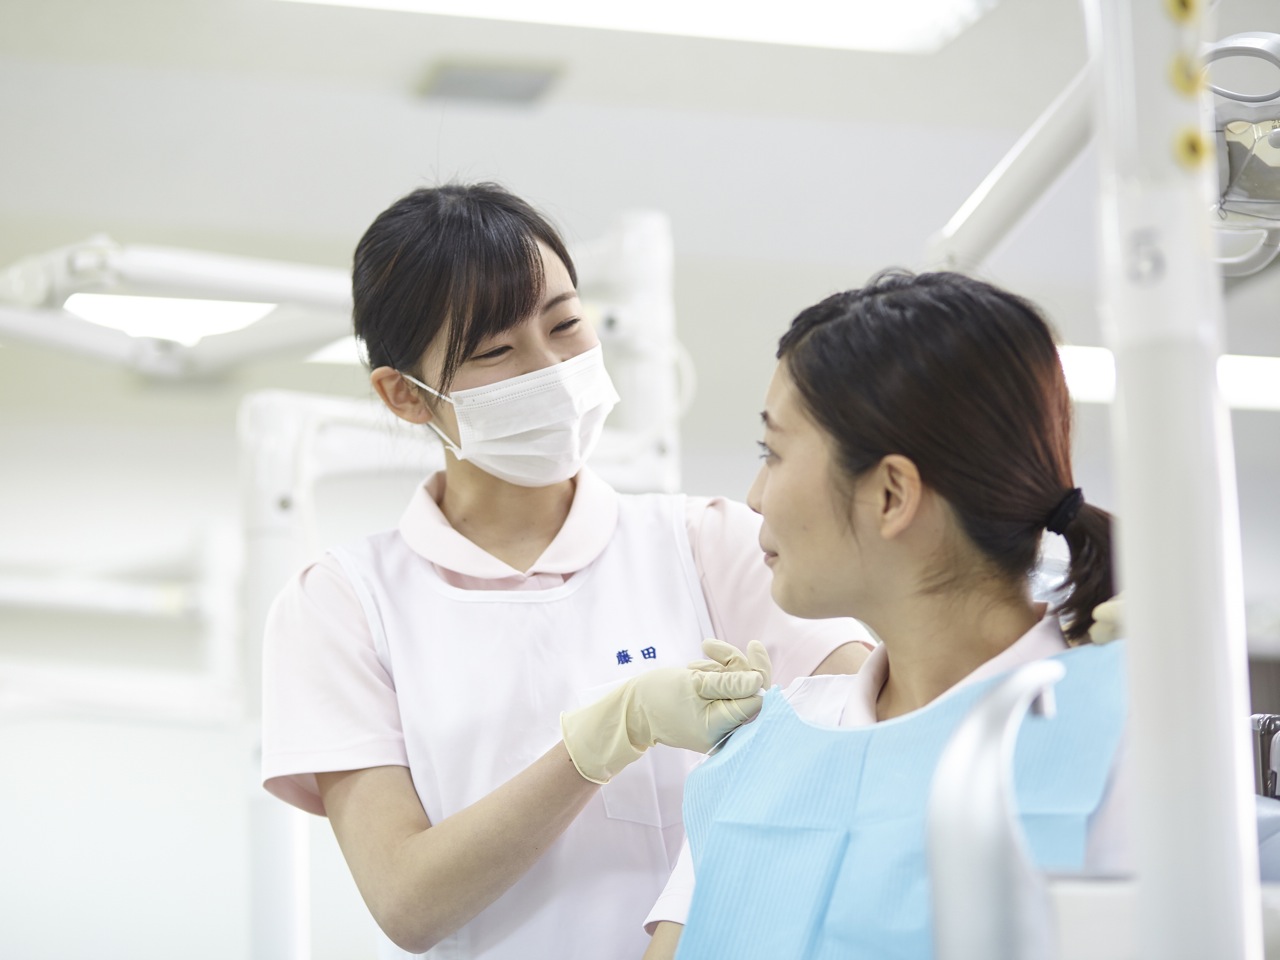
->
261;467;871;960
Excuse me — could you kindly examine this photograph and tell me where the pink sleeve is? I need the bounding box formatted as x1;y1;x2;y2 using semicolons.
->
260;554;408;816
685;497;874;686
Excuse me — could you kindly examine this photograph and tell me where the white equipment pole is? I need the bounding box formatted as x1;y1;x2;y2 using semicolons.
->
574;211;686;493
1084;2;1261;958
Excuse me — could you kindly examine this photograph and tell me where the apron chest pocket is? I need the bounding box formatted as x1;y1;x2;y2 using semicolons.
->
573;680;693;829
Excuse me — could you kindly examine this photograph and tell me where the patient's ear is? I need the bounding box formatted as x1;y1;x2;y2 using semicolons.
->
371;367;434;425
873;454;923;540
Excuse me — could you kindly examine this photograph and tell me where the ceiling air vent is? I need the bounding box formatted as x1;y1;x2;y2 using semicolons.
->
419;61;560;104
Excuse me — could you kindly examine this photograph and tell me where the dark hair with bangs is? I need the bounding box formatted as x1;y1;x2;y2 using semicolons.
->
352;182;577;393
777;270;1114;642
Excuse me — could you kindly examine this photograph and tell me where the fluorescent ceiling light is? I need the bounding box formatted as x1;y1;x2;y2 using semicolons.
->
63;294;276;347
1058;345;1280;412
1218;354;1280;411
311;339;1280;411
308;336;367;365
274;0;999;53
1058;345;1116;404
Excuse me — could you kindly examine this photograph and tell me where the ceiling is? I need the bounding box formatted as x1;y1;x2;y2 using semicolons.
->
0;0;1094;274
0;0;1274;317
2;0;1278;438
0;0;1278;622
0;0;1089;125
1;0;1277;390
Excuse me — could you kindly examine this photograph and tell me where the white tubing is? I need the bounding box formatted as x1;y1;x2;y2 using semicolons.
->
110;245;350;310
0;303;139;365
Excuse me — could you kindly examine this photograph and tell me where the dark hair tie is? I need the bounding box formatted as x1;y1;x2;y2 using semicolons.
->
1045;487;1084;535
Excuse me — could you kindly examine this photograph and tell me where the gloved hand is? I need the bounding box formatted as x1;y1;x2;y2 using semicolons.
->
1089;594;1124;645
561;638;773;784
687;638;774;688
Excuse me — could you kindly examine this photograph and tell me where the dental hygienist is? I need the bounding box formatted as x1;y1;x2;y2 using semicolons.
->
259;183;871;960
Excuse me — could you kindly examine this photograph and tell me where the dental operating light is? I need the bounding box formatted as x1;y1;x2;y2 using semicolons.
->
1196;33;1280;277
272;0;1000;53
930;33;1280;279
0;237;352;377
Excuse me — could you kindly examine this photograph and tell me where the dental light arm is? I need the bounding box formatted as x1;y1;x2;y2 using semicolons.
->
930;32;1280;280
0;299;352;378
157;306;352;378
0;237;354;378
0;236;350;310
925;65;1094;273
0;302;143;367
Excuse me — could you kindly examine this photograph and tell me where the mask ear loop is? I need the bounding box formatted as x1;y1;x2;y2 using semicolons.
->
399;369;449;402
399;371;465;460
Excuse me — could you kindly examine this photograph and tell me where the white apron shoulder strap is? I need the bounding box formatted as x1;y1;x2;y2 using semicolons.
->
328;545;396;679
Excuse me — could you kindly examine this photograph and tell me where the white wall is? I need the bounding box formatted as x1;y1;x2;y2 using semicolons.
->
0;348;368;959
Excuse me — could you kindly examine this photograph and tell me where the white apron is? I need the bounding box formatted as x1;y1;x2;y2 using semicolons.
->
330;492;716;960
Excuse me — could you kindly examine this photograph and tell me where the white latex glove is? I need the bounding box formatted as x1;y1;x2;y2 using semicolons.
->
561;638;771;784
1089;594;1124;645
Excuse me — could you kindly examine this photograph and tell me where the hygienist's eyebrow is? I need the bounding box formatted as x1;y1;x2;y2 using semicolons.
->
542;290;578;312
760;410;782;432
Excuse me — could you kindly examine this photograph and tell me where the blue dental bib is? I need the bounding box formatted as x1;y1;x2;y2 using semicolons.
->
677;642;1127;960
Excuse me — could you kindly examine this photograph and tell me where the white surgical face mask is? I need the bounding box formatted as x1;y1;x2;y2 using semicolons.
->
401;344;620;487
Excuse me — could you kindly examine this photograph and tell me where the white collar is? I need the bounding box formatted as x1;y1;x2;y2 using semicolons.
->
839;609;1069;727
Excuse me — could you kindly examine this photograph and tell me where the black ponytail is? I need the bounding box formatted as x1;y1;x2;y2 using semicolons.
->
1058;503;1115;642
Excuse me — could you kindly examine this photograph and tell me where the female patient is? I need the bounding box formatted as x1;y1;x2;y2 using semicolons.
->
645;270;1127;959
